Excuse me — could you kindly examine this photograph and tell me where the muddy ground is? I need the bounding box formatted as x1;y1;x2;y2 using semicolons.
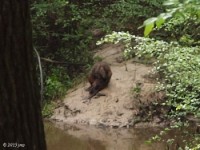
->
51;44;167;128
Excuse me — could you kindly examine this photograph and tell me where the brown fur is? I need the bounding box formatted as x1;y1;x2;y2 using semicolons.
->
86;62;112;99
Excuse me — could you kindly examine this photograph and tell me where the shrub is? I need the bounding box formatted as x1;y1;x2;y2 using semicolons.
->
102;0;165;32
142;0;200;46
97;31;200;118
44;67;72;100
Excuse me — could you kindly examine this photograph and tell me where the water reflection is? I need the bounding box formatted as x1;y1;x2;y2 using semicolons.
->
45;122;106;150
45;121;169;150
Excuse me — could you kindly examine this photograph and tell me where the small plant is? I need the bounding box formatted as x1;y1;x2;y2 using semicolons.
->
42;101;55;117
131;82;143;98
132;86;141;94
97;31;135;59
93;56;103;62
44;67;72;100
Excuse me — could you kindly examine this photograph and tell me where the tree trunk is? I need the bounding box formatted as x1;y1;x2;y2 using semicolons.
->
0;1;46;150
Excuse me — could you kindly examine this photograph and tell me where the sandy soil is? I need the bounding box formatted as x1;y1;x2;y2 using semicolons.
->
51;44;163;127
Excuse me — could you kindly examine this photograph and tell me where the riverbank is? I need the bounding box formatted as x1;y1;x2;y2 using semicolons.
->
51;44;167;128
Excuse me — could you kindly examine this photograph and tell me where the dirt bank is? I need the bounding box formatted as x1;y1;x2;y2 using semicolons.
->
51;44;165;127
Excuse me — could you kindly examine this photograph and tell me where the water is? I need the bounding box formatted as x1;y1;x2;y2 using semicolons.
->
45;121;187;150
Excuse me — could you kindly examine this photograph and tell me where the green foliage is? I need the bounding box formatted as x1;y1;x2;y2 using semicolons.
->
97;31;200;118
157;47;200;114
131;86;141;95
185;142;200;150
134;37;200;117
160;13;200;46
102;0;165;31
142;0;200;41
42;101;55;117
97;31;134;59
31;0;97;102
31;0;93;63
93;55;103;62
144;18;156;36
146;122;200;149
44;67;72;100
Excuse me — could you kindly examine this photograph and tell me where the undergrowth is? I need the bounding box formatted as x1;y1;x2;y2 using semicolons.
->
97;31;200;119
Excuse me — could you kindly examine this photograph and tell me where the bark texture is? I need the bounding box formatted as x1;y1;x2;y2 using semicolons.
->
0;1;46;150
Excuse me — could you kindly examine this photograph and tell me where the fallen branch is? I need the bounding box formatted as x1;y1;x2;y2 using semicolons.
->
40;57;85;66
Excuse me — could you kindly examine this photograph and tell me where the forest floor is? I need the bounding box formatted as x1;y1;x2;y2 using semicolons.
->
51;44;168;128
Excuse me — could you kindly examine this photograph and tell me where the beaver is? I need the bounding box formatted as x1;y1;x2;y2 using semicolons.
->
86;61;112;99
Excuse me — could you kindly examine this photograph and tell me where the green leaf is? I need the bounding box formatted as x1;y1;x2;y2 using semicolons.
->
160;12;173;20
143;17;157;26
163;0;179;6
143;17;157;36
139;17;157;29
144;22;154;37
176;105;182;110
156;17;165;28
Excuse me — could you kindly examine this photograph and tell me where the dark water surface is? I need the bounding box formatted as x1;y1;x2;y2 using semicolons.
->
45;121;186;150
